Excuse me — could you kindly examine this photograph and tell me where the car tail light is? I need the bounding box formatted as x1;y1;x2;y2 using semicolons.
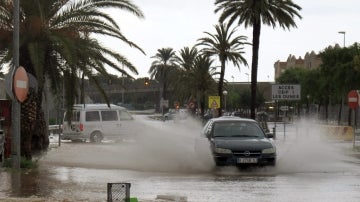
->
80;123;84;131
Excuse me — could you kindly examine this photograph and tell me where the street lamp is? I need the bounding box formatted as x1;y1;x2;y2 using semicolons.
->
223;90;228;113
338;31;346;47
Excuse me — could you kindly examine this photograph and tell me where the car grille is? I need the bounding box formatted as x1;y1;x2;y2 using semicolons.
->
233;150;261;157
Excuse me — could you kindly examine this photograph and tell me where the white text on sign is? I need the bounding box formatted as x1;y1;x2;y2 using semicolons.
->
271;84;301;101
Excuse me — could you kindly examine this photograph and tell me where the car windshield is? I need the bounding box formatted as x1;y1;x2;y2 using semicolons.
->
212;121;265;138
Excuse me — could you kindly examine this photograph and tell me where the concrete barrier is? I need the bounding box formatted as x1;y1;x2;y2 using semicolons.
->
321;125;354;141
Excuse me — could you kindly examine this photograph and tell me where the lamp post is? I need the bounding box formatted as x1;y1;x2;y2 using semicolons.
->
306;95;310;115
338;31;345;47
223;90;228;113
338;31;346;125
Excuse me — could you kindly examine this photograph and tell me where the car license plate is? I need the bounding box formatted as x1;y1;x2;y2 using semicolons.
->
237;158;258;164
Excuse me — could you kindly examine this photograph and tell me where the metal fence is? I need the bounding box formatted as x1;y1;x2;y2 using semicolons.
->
107;183;131;202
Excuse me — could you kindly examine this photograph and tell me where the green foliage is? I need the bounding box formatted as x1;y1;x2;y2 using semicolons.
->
276;43;360;112
276;67;321;104
2;157;38;170
320;44;360;104
196;23;248;115
148;48;178;100
0;0;145;123
215;0;302;119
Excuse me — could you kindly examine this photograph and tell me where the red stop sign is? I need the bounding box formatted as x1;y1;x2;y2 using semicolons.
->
348;90;359;109
13;66;29;103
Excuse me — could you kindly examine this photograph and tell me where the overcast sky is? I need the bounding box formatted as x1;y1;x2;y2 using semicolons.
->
98;0;360;82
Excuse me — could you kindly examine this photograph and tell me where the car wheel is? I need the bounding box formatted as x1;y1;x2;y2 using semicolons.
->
90;132;103;143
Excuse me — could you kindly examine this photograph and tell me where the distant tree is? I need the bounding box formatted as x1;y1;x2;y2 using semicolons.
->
197;22;248;116
215;0;302;119
320;44;360;124
173;46;199;104
183;55;217;117
276;67;321;116
148;48;178;101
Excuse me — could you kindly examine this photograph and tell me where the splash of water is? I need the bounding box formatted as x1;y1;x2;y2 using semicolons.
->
41;115;358;175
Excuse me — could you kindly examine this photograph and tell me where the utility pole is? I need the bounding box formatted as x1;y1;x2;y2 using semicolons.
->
11;0;21;169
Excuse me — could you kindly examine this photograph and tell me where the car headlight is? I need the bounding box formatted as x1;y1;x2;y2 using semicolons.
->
214;147;232;154
262;147;276;154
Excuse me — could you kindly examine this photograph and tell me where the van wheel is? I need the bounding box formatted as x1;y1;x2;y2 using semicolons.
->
90;132;103;143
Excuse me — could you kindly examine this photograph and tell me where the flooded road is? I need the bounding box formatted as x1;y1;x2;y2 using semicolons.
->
1;116;360;202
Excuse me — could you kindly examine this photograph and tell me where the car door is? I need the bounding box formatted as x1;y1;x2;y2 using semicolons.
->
117;110;135;139
100;110;121;139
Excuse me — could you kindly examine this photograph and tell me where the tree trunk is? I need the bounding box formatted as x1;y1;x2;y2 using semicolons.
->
32;85;49;155
20;86;49;159
218;60;226;117
250;22;261;120
338;96;343;125
20;88;37;159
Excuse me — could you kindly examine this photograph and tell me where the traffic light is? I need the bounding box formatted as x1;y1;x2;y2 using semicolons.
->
144;77;150;86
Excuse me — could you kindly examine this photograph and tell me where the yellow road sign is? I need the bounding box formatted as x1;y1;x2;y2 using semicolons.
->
208;96;220;109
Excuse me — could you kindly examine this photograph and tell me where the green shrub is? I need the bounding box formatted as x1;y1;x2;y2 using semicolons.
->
2;157;38;169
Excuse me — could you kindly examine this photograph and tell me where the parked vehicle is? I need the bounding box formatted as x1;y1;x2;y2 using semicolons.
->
164;108;176;120
198;116;276;167
62;104;135;143
164;108;190;121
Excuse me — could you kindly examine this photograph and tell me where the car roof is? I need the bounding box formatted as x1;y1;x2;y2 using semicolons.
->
210;116;257;123
72;104;126;110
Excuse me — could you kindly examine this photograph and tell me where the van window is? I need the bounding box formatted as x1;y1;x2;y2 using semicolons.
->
101;110;118;121
119;110;133;120
86;111;100;122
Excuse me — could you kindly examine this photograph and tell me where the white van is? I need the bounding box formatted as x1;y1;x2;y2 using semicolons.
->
62;104;135;142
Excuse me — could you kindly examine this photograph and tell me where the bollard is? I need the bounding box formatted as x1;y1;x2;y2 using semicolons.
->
272;127;276;139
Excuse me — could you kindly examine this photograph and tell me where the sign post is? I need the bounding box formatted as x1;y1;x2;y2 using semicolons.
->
272;84;301;139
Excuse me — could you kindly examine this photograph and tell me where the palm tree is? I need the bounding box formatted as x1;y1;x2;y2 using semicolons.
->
0;0;144;159
215;0;302;119
148;48;178;108
185;55;217;117
176;46;199;71
173;46;199;103
197;22;248;116
174;46;218;116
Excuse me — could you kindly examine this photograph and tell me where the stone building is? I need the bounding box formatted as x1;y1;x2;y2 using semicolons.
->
274;50;323;80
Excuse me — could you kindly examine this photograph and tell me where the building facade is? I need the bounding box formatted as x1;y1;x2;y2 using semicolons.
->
274;50;323;80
